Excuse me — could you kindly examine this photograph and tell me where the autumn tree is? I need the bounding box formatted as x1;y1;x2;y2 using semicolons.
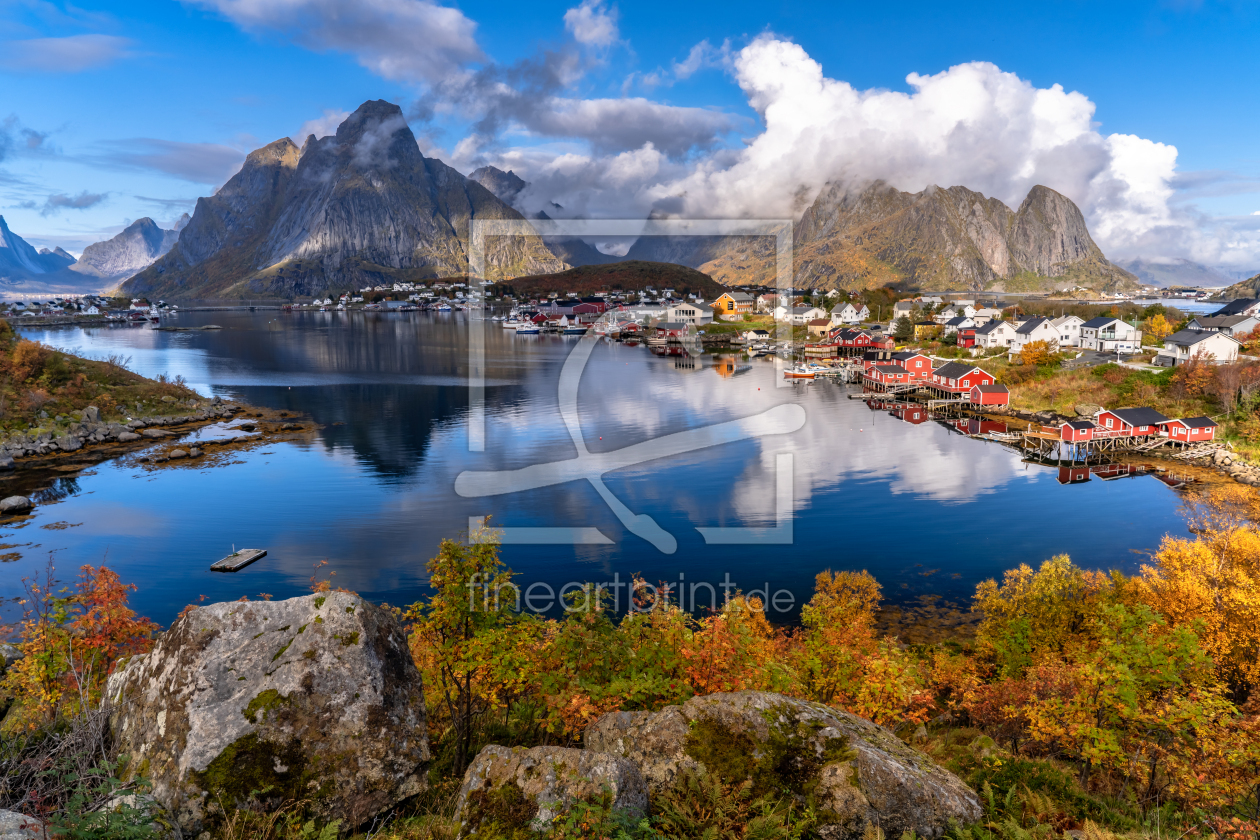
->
1018;340;1060;367
405;529;541;772
1137;486;1260;696
1143;313;1174;341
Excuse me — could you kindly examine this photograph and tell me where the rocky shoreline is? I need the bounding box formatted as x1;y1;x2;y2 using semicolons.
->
0;398;242;468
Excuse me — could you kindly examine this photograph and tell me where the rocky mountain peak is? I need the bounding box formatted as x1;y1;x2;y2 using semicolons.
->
71;215;186;282
124;99;565;299
469;166;526;204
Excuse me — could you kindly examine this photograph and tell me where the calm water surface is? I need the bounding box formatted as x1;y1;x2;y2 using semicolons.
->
4;310;1191;626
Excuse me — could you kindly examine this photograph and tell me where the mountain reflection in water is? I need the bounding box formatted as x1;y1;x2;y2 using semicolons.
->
6;310;1191;626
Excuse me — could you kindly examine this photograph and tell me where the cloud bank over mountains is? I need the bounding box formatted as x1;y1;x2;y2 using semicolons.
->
3;0;1257;269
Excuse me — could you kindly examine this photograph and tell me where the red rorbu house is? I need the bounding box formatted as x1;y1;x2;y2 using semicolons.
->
860;349;895;370
864;364;913;390
1159;416;1219;443
1059;420;1095;442
891;404;930;424
969;383;1010;406
928;362;997;396
956;328;978;348
1094;407;1170;438
891;351;933;380
1057;466;1091;485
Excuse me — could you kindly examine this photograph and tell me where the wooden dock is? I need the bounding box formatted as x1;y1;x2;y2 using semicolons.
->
211;548;267;572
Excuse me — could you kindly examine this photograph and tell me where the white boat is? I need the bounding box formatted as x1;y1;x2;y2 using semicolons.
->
784;365;817;379
437;303;452;311
515;323;540;335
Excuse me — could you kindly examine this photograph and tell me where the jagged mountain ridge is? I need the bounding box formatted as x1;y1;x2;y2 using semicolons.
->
0;216;77;278
125;101;566;299
0;215;113;294
468;166;622;267
71;215;189;283
627;181;1137;293
1117;257;1248;288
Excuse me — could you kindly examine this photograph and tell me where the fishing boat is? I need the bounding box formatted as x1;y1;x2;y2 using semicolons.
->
783;365;817;379
514;322;541;335
436;303;452;311
562;325;589;335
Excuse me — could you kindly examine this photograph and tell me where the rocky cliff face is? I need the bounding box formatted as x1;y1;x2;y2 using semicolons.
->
125;101;565;299
628;182;1136;293
71;216;187;282
468;165;526;204
0;216;77;278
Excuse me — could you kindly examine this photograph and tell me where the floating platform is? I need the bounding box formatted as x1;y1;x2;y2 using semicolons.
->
211;548;267;572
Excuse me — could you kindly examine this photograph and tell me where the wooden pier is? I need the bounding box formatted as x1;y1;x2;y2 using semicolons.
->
211;548;267;572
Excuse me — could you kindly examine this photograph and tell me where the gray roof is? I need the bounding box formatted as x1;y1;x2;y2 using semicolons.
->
1064;420;1096;430
933;361;986;379
1190;315;1255;329
1082;316;1121;328
974;320;1009;334
945;317;969;326
972;383;1009;394
726;292;753;302
1164;329;1235;347
1210;298;1259;317
1015;316;1052;335
871;364;908;374
1107;407;1171;426
1176;416;1218;429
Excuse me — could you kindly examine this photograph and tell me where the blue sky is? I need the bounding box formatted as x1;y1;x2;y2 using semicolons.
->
2;0;1259;268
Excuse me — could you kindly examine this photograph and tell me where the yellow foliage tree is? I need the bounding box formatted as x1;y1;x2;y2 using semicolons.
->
973;555;1116;678
1137;487;1260;693
1143;313;1174;341
1018;339;1059;366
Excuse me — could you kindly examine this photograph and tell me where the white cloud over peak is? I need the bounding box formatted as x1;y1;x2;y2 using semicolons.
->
293;109;351;144
184;0;483;85
563;0;619;47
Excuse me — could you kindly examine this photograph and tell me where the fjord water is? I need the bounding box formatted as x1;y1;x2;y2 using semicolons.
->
7;311;1189;626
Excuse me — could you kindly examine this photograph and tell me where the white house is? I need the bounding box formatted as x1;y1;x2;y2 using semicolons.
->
1187;314;1259;338
1156;329;1241;366
1051;315;1085;347
973;319;1017;349
742;329;772;342
935;304;976;323
1079;317;1142;353
1009;317;1060;356
829;302;870;325
776;305;826;325
665;302;713;325
84;305;99;315
971;307;1003;326
941;316;975;334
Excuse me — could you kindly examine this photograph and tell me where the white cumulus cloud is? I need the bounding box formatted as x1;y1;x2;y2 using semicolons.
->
563;0;618;47
184;0;483;86
293;109;351;144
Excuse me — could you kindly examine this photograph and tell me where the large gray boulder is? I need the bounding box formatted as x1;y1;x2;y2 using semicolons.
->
585;691;980;839
106;591;429;834
0;810;43;840
456;745;648;834
0;497;32;515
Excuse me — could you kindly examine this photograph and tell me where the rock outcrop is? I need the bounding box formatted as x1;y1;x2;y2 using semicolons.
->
71;216;187;283
585;691;980;839
456;745;648;834
0;216;105;294
626;181;1136;294
106;591;429;833
125;101;566;300
0;810;43;840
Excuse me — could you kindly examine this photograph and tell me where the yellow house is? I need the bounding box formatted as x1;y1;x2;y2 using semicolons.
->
711;291;754;316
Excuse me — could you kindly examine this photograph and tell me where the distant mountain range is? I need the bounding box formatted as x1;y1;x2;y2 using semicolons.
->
1116;257;1258;288
124;101;565;300
1;102;1175;300
71;214;189;283
0;213;191;295
504;260;725;298
471;167;1136;294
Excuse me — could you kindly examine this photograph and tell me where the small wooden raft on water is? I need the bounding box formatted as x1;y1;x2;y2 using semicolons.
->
211;548;267;572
